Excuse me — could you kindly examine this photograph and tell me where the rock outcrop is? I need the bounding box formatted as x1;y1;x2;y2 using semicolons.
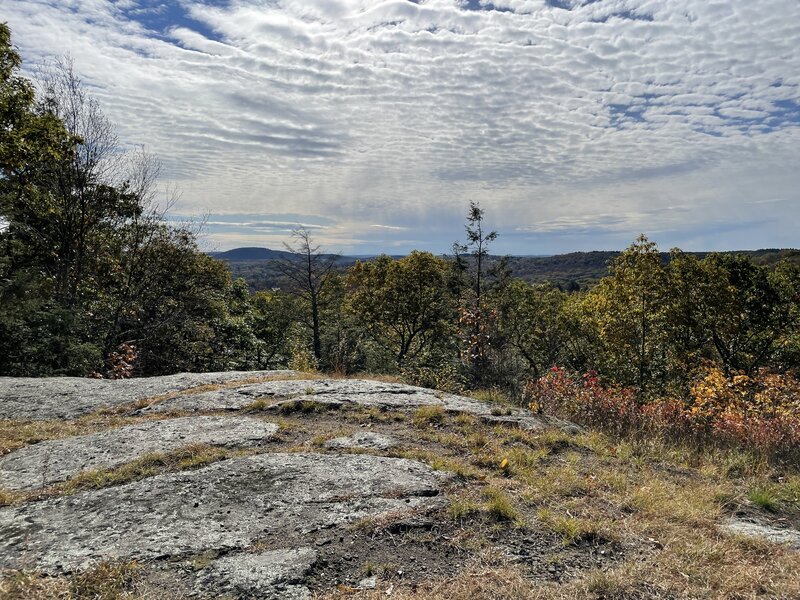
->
0;370;295;420
0;416;279;490
6;371;790;599
0;453;448;576
137;377;577;432
1;372;513;598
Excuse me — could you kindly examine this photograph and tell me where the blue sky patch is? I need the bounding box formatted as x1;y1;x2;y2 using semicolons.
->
462;0;515;12
120;1;226;43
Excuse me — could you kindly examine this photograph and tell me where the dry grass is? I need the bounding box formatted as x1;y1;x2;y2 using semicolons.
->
318;398;800;600
481;485;524;524
100;372;312;415
274;399;339;414
411;405;446;428
344;406;407;424
309;428;357;447
0;414;174;457
397;448;483;480
469;388;513;406
0;561;145;600
314;562;601;600
322;372;404;384
62;443;240;492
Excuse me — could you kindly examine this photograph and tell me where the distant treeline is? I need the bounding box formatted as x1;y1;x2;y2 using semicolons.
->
221;247;800;294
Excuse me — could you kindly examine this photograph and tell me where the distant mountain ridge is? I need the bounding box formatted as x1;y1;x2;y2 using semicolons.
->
209;247;295;261
209;247;407;262
212;247;800;292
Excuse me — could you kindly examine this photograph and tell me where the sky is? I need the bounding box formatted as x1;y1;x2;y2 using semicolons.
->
4;0;800;255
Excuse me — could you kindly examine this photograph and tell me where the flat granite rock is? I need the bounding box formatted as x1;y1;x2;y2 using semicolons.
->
0;453;449;573
0;416;279;491
324;431;398;450
139;379;433;414
0;370;297;421
724;517;800;550
141;379;574;433
194;547;317;599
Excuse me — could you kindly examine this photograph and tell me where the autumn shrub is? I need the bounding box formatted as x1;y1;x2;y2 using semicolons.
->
524;366;641;436
524;366;800;463
687;367;800;459
92;342;138;379
288;336;319;373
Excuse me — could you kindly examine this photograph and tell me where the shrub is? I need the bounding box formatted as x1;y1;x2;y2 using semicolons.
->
523;366;640;436
524;366;800;463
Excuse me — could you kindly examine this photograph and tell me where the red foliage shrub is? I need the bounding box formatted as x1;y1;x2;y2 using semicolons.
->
524;366;800;462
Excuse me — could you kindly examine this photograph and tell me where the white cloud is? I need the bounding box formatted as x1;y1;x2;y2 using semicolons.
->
371;224;408;230
4;0;800;253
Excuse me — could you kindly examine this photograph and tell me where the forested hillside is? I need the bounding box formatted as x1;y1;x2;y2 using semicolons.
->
222;248;800;292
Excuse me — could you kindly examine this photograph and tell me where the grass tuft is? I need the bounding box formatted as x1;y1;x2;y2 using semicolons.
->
536;508;604;546
469;388;512;405
747;486;780;511
242;397;275;412
62;443;234;493
0;560;140;599
412;406;446;428
447;498;480;522
1;443;242;506
482;486;523;524
278;399;334;414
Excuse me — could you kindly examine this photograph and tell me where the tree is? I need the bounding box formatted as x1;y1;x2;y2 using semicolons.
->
278;228;338;362
346;251;455;369
697;254;800;376
663;249;714;388
453;201;498;308
317;273;366;375
580;235;668;393
453;201;498;385
97;148;169;360
771;260;800;370
494;280;567;378
0;24;74;194
34;58;143;307
0;23;90;375
248;290;298;369
115;224;260;375
1;42;153;373
0;24;255;376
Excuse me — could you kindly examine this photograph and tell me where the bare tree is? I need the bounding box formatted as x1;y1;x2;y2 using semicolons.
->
278;228;338;361
101;147;169;356
35;57;130;304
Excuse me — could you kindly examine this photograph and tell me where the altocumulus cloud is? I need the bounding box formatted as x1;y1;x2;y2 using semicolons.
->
4;0;800;253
